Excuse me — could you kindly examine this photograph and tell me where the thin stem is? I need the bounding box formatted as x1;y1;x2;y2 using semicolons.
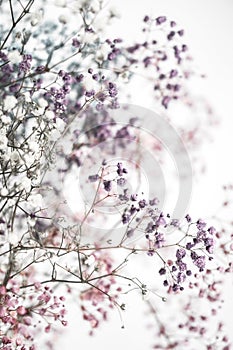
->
0;0;34;51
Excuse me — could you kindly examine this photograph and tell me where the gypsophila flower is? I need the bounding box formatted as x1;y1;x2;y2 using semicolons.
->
194;256;206;271
4;95;17;110
176;248;186;260
8;50;22;64
103;180;112;192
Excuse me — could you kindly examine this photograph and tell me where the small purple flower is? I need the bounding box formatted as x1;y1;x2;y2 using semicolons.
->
186;242;193;250
113;38;123;44
96;103;104;111
72;38;80;47
76;74;84;82
108;82;118;97
85;89;95;97
19;54;32;73
149;197;159;206
162;96;171;109
194;256;206;271
176;261;187;272
178;29;184;36
177;272;186;284
156;16;167;25
103;180;112;192
58;70;66;77
169;69;178;78
0;51;8;61
163;280;169;287
115;126;130;139
92;74;98;81
63;74;72;83
119;189;129;201
170;219;179;227
145;221;155;233
156;216;166;227
117;178;126;186
130;194;137;201
154;232;165;248
117;162;127;176
88;174;99;183
204;237;214;254
147;249;154;257
138;199;147;208
127;229;134;238
196;219;206;230
208;226;216;235
129;205;137;215
143;56;151;67
191;251;198;261
122;213;130;224
108;52;115;61
172;284;180;292
176;248;186;259
167;31;176;41
35;65;46;73
159;268;166;275
170;21;176;27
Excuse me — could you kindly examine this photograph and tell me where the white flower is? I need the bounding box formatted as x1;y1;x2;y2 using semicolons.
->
38;98;48;109
83;75;97;91
59;14;68;24
0;188;9;197
24;153;36;167
32;106;45;116
16;113;25;121
7;199;15;207
70;0;85;12
109;5;121;18
0;135;8;151
30;10;43;26
80;31;96;45
23;92;32;103
50;128;61;141
27;216;36;227
20;177;31;193
4;95;17;110
10;151;20;163
54;0;67;6
28;193;43;209
44;110;55;121
96;42;110;61
2;153;10;162
93;17;107;32
55;117;66;132
8;232;19;245
1;115;11;125
85;255;95;266
28;141;40;153
8;50;22;64
90;0;100;13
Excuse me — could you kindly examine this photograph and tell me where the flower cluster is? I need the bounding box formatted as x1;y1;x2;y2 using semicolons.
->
0;281;67;350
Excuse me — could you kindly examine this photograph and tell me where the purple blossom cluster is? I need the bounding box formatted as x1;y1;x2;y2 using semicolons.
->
157;218;216;292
